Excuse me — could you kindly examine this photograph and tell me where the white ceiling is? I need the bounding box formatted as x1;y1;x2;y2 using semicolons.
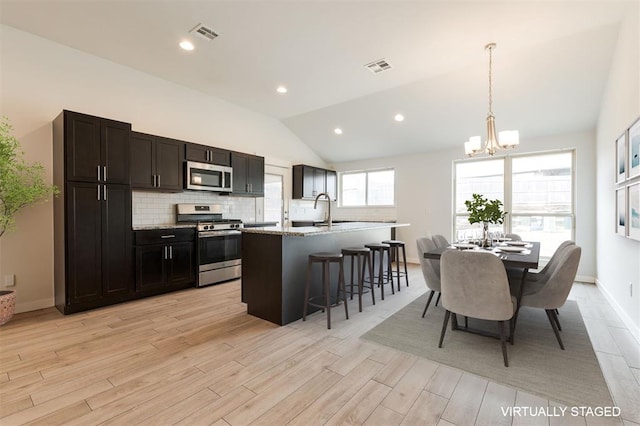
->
0;1;634;163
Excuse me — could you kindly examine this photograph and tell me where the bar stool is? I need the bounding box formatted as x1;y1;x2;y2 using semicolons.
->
341;247;375;312
302;252;349;329
382;239;409;291
364;242;393;300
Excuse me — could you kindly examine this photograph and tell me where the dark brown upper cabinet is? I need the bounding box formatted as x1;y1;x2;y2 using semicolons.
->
185;143;231;166
231;152;264;197
293;165;337;201
130;132;184;192
64;110;130;185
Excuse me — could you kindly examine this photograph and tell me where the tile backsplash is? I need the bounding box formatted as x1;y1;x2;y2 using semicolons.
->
133;191;398;227
132;191;257;226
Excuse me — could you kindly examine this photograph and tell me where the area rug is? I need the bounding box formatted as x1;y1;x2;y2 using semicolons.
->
362;295;613;408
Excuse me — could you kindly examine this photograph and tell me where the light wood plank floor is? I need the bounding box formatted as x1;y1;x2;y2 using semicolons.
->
1;264;638;425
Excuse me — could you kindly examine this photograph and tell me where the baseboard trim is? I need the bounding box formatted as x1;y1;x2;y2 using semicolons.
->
595;278;640;345
575;275;596;284
15;298;55;314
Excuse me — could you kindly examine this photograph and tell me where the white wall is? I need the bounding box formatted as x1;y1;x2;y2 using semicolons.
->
0;25;326;313
595;7;640;340
331;129;598;282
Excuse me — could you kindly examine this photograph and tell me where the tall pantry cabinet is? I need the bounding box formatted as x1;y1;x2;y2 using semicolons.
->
53;111;134;314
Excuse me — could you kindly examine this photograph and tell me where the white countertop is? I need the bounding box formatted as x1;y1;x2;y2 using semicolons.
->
239;222;409;237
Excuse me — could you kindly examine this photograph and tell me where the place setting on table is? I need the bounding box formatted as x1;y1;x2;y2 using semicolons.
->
430;230;541;270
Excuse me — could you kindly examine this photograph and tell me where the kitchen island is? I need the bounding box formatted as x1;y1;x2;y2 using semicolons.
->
240;222;409;325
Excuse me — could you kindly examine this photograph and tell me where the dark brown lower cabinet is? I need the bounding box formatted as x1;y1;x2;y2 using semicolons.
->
56;182;133;314
134;229;195;296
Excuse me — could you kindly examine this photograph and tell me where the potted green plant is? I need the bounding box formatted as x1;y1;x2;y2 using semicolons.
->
464;193;507;247
0;117;58;324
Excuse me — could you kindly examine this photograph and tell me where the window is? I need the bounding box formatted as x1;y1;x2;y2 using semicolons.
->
341;169;394;206
454;150;574;258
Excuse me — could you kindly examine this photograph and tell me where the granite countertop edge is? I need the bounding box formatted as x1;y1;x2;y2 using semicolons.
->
132;224;197;231
239;222;409;237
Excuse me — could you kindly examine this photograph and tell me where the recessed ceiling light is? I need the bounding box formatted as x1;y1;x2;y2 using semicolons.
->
334;128;343;135
179;40;194;51
394;114;405;122
276;86;288;94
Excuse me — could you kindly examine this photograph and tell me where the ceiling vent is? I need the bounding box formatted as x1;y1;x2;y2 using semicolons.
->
365;59;392;73
189;23;219;41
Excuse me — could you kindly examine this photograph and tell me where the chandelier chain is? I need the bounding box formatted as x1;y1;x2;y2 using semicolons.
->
488;45;493;116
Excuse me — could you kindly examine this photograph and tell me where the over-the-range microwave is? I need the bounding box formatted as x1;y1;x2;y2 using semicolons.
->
185;161;233;192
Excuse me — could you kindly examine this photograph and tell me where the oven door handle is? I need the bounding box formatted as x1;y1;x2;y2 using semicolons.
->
198;230;242;237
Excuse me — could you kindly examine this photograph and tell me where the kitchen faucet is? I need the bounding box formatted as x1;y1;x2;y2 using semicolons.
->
313;192;332;228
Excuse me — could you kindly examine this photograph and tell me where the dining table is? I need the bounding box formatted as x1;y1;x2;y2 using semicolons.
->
423;241;541;342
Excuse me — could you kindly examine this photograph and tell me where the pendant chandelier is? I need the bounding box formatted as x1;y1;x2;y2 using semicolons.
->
464;43;519;157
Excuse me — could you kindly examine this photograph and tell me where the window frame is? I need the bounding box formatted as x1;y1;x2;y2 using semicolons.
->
339;168;396;207
453;148;576;258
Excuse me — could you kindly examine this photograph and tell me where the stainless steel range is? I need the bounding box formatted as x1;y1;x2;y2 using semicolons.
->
176;204;243;287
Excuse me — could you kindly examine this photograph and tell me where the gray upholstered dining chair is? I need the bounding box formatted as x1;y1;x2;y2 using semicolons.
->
525;240;576;284
432;234;449;248
519;245;581;350
505;233;522;241
416;237;441;317
439;250;517;367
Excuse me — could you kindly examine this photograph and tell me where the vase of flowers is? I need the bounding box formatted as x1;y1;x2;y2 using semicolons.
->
464;193;507;247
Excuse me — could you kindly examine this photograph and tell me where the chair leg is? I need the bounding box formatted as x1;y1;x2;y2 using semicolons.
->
498;320;509;367
349;256;355;300
339;260;349;320
356;254;363;312
546;309;564;350
464;316;468;329
402;244;409;287
387;250;395;294
377;251;385;301
368;253;375;305
439;310;451;348
553;310;562;331
324;261;331;329
395;247;401;292
435;292;441;307
451;313;459;331
422;290;435;318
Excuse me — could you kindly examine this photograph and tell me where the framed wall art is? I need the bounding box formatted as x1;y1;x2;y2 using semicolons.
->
616;131;627;183
628;181;640;241
616;187;626;236
629;117;640;180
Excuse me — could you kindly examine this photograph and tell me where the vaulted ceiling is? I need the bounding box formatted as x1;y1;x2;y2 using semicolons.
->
0;1;634;162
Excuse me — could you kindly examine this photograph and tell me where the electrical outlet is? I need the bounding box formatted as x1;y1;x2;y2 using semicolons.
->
4;274;15;287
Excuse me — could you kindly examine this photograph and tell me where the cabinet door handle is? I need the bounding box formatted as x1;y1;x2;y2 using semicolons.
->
97;166;101;181
164;246;168;260
169;246;173;259
153;175;157;187
97;185;101;201
206;150;210;162
161;234;176;239
157;175;160;187
103;166;107;182
103;185;107;201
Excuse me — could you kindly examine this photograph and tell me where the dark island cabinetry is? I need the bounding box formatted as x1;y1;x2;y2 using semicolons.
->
232;152;265;196
53;111;134;314
130;132;184;192
134;229;195;295
293;165;337;201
